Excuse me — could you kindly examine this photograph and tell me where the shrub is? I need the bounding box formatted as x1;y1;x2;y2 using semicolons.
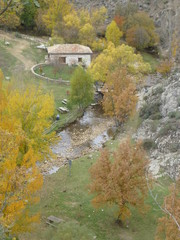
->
157;60;173;76
177;97;180;106
168;111;180;119
139;101;161;120
158;120;177;137
151;112;162;120
168;111;177;118
150;120;160;132
143;139;157;150
176;111;180;119
169;143;179;153
152;86;164;95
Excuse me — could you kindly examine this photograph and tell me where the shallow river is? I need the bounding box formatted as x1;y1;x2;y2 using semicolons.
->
47;106;115;174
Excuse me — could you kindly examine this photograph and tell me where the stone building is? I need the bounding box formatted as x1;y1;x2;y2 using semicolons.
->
46;44;93;67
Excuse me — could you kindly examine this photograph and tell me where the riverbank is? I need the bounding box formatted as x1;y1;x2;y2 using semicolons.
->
40;105;115;175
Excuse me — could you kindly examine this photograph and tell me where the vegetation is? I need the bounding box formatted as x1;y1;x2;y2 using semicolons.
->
139;102;162;120
102;68;137;126
34;64;76;80
70;67;94;109
115;2;159;50
0;74;55;237
90;42;151;82
105;20;123;46
89;138;148;222
157;60;173;76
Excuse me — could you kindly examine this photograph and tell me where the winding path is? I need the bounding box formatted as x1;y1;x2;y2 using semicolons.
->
0;31;35;70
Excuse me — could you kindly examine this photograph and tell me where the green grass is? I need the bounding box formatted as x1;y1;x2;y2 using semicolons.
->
0;42;22;76
35;64;76;81
141;52;159;73
23;140;170;240
22;43;46;64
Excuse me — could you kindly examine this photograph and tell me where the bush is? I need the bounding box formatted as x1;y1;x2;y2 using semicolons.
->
157;60;173;76
152;86;164;95
143;139;157;150
169;143;179;153
177;97;180;106
176;111;180;119
139;101;161;120
151;112;162;120
150;120;160;132
158;120;177;137
168;111;180;119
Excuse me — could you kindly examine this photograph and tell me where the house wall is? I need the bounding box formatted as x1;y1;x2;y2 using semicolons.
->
49;54;91;67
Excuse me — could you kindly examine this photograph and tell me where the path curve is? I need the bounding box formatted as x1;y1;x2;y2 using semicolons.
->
0;31;35;70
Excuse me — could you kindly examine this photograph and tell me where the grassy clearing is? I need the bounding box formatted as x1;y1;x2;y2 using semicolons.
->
0;42;22;76
22;43;46;64
35;64;76;81
22;139;170;240
141;52;159;73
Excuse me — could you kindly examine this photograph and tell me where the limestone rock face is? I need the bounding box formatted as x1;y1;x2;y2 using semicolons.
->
161;74;180;116
135;72;180;177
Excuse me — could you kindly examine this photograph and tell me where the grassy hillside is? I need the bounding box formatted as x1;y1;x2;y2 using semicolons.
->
22;139;169;240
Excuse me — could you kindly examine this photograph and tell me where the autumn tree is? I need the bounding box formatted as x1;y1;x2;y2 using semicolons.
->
147;160;180;240
0;0;22;29
79;23;96;47
126;26;151;50
102;68;138;126
89;138;148;222
90;42;151;82
0;74;55;237
125;12;159;50
155;181;180;240
70;67;94;110
115;2;159;50
43;0;72;34
105;20;123;46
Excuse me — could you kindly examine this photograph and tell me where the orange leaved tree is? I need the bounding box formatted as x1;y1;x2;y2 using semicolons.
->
155;180;180;240
89;138;148;222
102;68;138;126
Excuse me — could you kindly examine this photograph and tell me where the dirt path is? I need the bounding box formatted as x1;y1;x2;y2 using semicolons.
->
0;31;35;70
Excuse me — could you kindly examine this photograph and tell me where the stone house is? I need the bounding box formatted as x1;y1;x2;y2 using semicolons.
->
46;44;93;67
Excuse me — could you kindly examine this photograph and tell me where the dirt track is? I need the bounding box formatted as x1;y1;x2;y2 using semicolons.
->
0;31;35;70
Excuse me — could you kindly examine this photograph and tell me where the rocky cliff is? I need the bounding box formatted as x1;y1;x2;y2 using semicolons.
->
136;72;180;177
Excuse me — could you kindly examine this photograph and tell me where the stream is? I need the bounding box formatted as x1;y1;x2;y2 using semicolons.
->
41;106;115;175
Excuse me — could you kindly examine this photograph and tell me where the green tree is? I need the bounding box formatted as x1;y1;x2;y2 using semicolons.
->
105;20;123;46
20;0;37;29
70;67;94;110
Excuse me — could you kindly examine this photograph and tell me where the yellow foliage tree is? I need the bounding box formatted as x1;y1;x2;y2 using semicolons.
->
105;20;123;46
43;0;72;32
90;42;151;82
0;74;55;236
79;23;96;47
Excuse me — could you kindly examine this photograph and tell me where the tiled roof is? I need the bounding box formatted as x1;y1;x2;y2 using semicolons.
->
47;44;92;54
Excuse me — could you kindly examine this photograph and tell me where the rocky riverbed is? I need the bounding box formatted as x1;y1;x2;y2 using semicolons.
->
40;106;115;175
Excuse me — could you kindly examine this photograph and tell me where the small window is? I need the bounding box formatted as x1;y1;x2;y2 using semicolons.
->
78;57;82;63
59;57;66;64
